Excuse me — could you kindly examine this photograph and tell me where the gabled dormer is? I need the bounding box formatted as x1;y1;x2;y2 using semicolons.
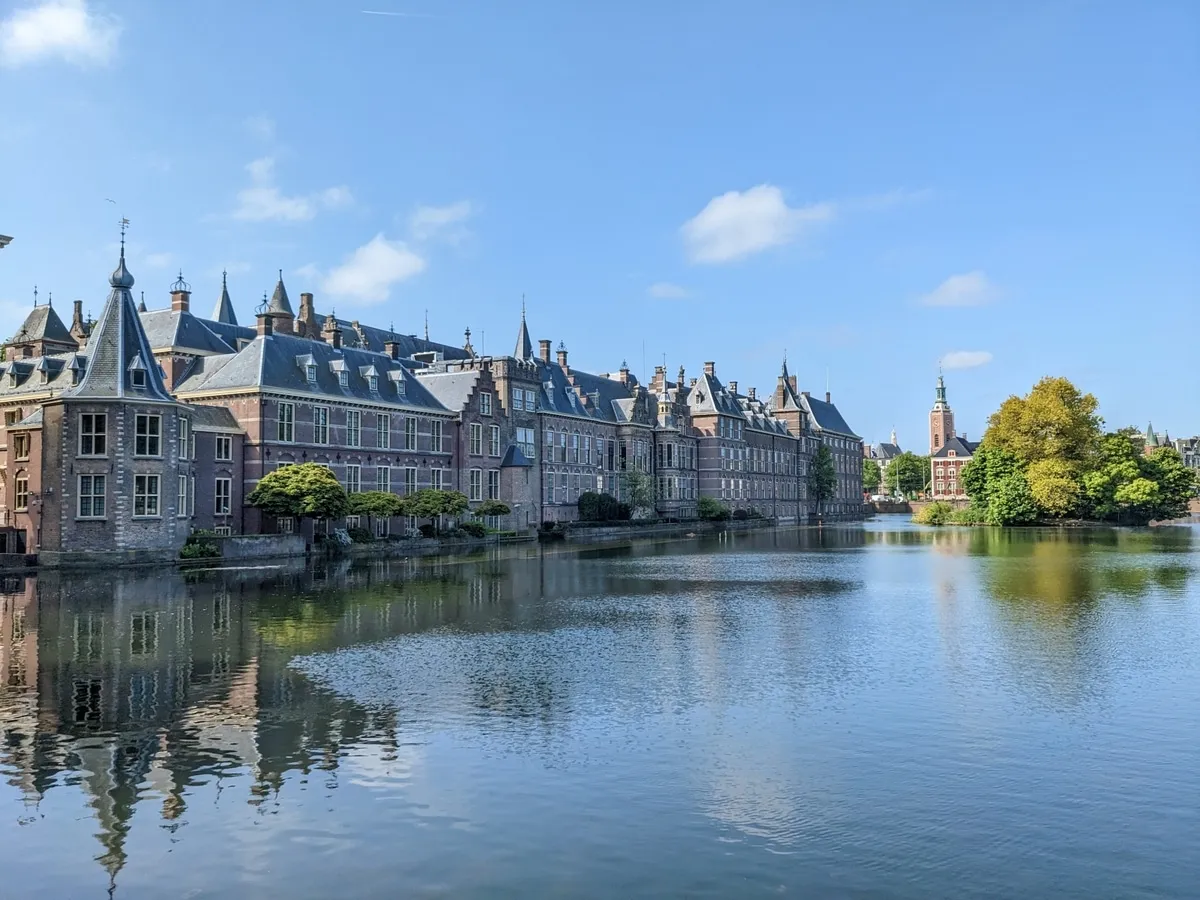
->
295;353;318;384
359;364;380;393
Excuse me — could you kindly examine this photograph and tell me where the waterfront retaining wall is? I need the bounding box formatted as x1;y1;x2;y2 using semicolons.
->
213;534;306;561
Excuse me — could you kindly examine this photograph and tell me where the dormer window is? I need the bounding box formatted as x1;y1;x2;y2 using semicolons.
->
947;450;956;458
338;370;348;387
368;375;378;392
128;353;148;389
306;364;317;384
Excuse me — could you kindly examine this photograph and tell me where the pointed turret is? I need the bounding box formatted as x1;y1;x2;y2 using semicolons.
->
265;270;295;334
1145;422;1159;448
514;303;533;360
212;270;238;325
4;302;76;358
66;247;173;400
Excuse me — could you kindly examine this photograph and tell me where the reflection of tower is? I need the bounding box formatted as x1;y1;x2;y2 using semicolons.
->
930;373;954;453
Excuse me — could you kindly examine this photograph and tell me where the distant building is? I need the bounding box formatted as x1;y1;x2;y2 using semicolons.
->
1173;435;1200;472
928;375;976;500
864;429;902;494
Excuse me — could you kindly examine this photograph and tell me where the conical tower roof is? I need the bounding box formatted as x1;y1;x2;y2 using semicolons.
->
212;271;238;325
267;270;293;317
514;303;533;360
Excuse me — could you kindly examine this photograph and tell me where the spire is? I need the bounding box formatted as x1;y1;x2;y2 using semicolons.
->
781;351;789;379
111;219;134;289
424;309;429;342
1145;422;1158;447
212;270;238;325
890;427;897;446
464;326;475;358
137;292;146;313
935;373;947;405
514;301;533;360
266;269;293;316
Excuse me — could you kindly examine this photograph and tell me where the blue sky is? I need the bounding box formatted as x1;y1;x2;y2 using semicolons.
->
1;0;1197;447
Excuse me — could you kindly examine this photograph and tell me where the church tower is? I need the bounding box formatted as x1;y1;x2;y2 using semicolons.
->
929;373;954;453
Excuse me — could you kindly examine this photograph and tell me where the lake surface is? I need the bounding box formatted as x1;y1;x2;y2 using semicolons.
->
2;519;1198;898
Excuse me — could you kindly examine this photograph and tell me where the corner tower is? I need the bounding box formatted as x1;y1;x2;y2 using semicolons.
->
929;372;954;453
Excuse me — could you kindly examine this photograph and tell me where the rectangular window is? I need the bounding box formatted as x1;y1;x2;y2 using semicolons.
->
524;389;536;410
215;478;232;514
313;406;329;444
377;413;391;449
431;419;443;451
512;390;524;411
346;410;361;447
560;473;568;502
215;434;233;461
214;525;232;537
78;474;105;518
469;469;483;501
179;417;190;461
488;469;500;500
570;433;579;463
277;403;294;442
431;468;445;491
470;423;483;455
545;429;555;458
585;436;592;465
405;417;417;451
135;414;162;457
480;392;492;415
134;474;160;517
14;475;28;511
178;475;189;517
545;472;555;503
374;517;390;538
517;427;536;459
489;424;501;457
278;516;295;534
12;432;29;460
345;464;361;494
404;467;417;495
3;410;19;426
376;465;391;492
79;413;107;456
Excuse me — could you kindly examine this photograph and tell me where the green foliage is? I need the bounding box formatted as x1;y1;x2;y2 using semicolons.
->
347;526;375;543
961;445;1019;507
697;496;731;521
621;468;656;515
986;472;1039;525
1026;458;1083;519
578;492;628;522
1142;447;1197;522
347;490;406;518
984;376;1101;467
884;451;929;497
473;499;511;517
861;459;881;493
913;501;955;525
247;463;349;520
1080;435;1197;524
179;540;220;559
950;504;988;525
405;488;469;527
810;445;838;509
457;520;487;538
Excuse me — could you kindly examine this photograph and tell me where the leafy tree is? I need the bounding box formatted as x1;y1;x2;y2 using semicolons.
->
1142;447;1197;522
985;472;1039;525
1082;435;1197;524
473;499;511;517
1026;458;1082;518
405;488;469;533
884;451;929;497
861;459;881;493
347;490;406;518
961;445;1019;506
983;376;1101;466
247;463;349;522
809;444;838;511
697;496;731;521
622;468;656;516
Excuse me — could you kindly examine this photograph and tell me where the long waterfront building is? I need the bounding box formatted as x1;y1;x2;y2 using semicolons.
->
0;252;864;561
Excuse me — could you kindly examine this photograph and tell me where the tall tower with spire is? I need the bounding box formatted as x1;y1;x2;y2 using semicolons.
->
929;372;955;453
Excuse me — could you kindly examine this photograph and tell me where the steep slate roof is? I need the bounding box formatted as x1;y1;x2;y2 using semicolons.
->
267;274;293;317
415;370;481;412
0;353;83;398
12;408;43;428
687;369;742;417
202;318;255;350
801;393;860;438
875;442;902;459
8;303;75;347
537;362;636;424
514;310;534;360
774;358;804;410
211;273;238;326
318;315;470;360
140;309;236;355
183;403;243;432
500;444;533;467
932;436;978;459
175;332;449;413
65;253;175;402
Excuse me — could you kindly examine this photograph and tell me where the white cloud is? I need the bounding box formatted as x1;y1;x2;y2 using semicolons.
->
942;350;993;370
409;201;473;242
682;184;834;264
231;157;353;223
142;252;173;269
320;234;426;304
647;282;690;299
0;0;119;68
244;115;276;142
920;271;998;307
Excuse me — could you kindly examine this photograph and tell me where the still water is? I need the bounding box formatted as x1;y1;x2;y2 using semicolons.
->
1;520;1197;898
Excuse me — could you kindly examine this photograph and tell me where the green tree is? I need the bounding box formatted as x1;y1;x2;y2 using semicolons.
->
622;468;656;517
985;472;1039;525
1026;458;1082;518
405;489;469;533
1142;447;1197;522
983;376;1101;466
884;451;929;497
247;463;350;522
473;499;512;518
861;459;881;493
810;444;838;512
347;490;406;518
961;445;1019;506
697;496;731;521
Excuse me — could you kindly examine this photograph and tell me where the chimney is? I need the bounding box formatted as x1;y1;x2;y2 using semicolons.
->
704;361;715;376
729;380;738;396
556;343;569;369
825;391;831;403
690;378;698;388
256;312;273;337
298;292;316;335
748;387;756;401
384;337;401;359
170;271;191;313
538;339;552;363
789;376;798;393
801;390;810;398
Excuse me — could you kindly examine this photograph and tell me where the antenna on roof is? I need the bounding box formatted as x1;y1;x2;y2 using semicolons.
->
424;309;429;341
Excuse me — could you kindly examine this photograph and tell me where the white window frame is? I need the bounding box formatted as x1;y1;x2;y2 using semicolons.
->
345;464;361;494
469;468;483;501
405;417;417;451
470;423;482;455
376;465;391;492
134;414;162;457
431;419;443;451
14;474;28;511
215;477;232;515
179;417;190;461
313;406;330;444
215;434;233;461
488;469;500;500
489;424;501;457
134;474;160;517
404;467;417;495
346;410;361;448
480;391;492;416
277;403;295;442
77;474;106;519
377;413;391;449
79;413;107;457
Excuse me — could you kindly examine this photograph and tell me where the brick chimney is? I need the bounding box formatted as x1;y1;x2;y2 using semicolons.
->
748;387;756;401
704;361;715;376
256;312;273;337
825;391;831;403
539;339;552;363
556;343;569;369
729;380;738;395
384;336;401;359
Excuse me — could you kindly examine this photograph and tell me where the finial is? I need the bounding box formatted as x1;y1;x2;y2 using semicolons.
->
119;218;130;256
465;326;471;339
32;285;37;307
278;268;283;281
521;294;526;319
621;358;628;369
222;269;228;288
47;291;52;307
558;340;566;351
171;269;190;293
256;291;269;315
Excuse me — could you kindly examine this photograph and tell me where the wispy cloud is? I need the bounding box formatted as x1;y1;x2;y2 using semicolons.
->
682;184;834;264
244;115;276;142
920;271;999;307
942;350;993;370
231;157;353;223
319;234;426;304
647;282;690;299
409;201;473;243
0;0;119;67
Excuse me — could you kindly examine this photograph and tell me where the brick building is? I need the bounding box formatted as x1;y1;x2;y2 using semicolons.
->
928;374;977;500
